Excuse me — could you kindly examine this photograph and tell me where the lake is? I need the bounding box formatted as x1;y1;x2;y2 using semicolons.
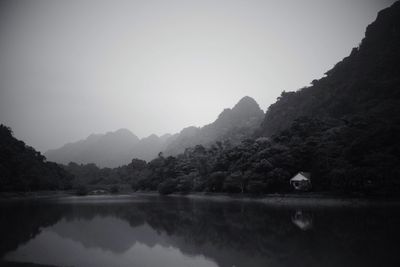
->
1;194;400;267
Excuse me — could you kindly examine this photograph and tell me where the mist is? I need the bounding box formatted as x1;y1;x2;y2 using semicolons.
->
0;0;396;152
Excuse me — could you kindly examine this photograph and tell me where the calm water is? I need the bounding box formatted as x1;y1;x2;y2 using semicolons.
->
1;195;400;267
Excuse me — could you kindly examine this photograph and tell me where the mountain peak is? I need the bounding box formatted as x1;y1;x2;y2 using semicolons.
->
258;1;400;137
113;128;137;137
234;96;259;108
114;128;133;134
102;129;139;144
164;96;265;155
232;96;263;114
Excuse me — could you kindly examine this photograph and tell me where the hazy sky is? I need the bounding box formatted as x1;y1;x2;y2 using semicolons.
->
0;0;396;152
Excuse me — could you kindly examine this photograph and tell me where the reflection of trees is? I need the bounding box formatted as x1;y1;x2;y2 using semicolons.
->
2;197;400;267
0;201;65;257
135;199;296;255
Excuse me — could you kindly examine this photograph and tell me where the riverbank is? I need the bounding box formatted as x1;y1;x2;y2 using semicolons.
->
156;192;400;207
0;191;74;201
1;190;400;207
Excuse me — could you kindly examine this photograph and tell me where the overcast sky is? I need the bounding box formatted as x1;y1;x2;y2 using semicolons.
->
0;0;396;152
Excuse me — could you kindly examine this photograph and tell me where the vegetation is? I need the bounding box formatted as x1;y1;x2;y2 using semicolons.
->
2;3;400;196
2;197;400;267
46;96;264;167
110;185;120;194
61;2;400;196
62;115;400;196
45;128;175;168
0;125;73;191
258;1;400;137
75;185;88;196
163;96;265;156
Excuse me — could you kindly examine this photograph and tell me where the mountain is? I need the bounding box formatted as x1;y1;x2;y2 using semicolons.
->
51;2;400;195
45;129;175;168
245;1;400;192
45;96;263;167
257;1;400;137
127;2;400;195
0;124;73;191
164;96;264;155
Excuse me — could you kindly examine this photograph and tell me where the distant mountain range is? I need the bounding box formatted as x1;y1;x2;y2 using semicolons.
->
2;1;400;194
44;129;175;168
45;96;264;167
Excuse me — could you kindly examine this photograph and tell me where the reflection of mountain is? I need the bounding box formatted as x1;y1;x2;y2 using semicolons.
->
51;218;164;253
6;230;218;267
3;197;400;267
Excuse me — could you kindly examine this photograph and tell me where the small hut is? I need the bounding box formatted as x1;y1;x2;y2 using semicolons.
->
290;172;311;191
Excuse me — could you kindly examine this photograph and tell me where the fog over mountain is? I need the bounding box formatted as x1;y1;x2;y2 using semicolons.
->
164;96;264;155
0;1;399;196
45;96;263;167
0;0;395;152
45;129;174;168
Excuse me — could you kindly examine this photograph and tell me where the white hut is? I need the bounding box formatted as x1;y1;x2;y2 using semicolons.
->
290;172;311;191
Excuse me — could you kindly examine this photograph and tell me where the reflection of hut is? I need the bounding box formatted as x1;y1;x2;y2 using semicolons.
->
291;210;313;230
290;172;311;191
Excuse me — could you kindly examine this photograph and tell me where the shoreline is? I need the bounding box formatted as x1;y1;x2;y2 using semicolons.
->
161;192;400;207
2;190;400;207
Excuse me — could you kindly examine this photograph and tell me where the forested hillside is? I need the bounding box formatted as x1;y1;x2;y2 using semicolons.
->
258;1;400;136
65;2;400;195
3;2;400;195
0;125;72;191
163;96;264;155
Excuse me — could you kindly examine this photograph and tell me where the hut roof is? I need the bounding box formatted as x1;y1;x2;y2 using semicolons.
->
290;172;311;181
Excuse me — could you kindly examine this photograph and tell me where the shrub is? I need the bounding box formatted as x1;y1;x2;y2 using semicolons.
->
76;185;88;196
158;179;177;195
110;185;120;194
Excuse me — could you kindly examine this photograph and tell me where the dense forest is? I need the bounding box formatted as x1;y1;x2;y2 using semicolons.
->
1;2;400;195
258;1;400;137
62;2;400;196
64;115;400;195
0;125;72;191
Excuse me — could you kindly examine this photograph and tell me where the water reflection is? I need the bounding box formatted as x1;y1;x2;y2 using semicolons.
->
1;195;400;267
6;227;217;267
291;210;313;230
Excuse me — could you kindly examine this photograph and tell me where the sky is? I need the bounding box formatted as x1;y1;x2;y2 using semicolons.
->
0;0;396;152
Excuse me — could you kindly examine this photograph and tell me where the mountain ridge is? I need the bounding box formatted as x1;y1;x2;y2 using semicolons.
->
163;96;264;155
44;129;174;167
257;1;400;137
35;2;400;194
45;96;264;167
